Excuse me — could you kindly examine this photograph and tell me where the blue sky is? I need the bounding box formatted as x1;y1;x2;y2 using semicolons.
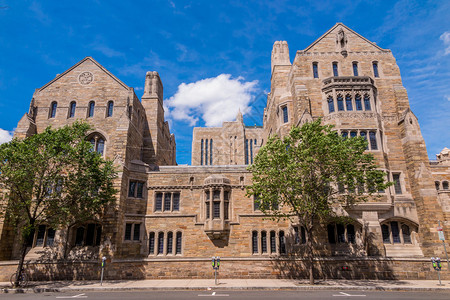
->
0;0;449;164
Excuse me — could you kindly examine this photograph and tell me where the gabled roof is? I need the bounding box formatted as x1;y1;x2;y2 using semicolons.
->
38;56;131;92
303;23;388;53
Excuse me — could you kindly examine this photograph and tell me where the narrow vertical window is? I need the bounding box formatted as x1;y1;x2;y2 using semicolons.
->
253;195;260;211
167;232;173;254
224;201;229;220
355;94;362;111
124;224;132;240
391;222;401;244
88;101;95;117
337;224;345;243
149;232;155;254
164;193;171;211
381;224;390;243
327;96;335;113
136;182;144;199
360;131;368;149
200;139;204;165
213;201;220;219
282;106;288;123
206;201;210;219
312;62;319;78
245;139;249;165
250;141;253;164
155;192;162;211
46;228;55;246
128;181;136;197
393;174;402;194
96;138;104;155
345;94;353;111
107;101;114;117
69;101;76;118
270;231;276;253
133;224;140;241
364;94;371;111
158;232;164;254
332;62;339;76
261;231;267;253
279;231;286;254
176;232;182;254
352;62;358;76
172;192;180;211
50;102;57;118
443;182;449;190
301;226;306;244
294;227;300;244
205;139;208;166
337;95;344;111
75;226;85;246
402;224;411;244
373;62;379;78
210;139;213;165
252;231;258;254
36;225;46;246
347;224;355;244
369;131;378;150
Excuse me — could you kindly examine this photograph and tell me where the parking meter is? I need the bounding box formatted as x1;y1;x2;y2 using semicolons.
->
100;256;106;286
436;257;442;270
212;256;220;285
431;257;442;286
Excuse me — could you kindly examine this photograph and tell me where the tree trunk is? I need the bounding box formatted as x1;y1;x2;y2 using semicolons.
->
14;241;28;288
306;226;315;285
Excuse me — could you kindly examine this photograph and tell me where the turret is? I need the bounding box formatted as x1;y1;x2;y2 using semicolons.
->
271;41;291;75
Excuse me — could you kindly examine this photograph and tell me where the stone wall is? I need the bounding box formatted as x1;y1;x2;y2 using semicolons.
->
0;258;448;282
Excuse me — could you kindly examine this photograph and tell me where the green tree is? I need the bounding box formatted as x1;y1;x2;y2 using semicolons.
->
0;122;117;287
246;119;391;284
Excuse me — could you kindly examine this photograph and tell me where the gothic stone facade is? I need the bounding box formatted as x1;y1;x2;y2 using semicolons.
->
0;23;449;281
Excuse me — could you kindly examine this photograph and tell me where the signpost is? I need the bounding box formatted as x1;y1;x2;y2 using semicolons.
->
437;220;449;269
211;256;220;285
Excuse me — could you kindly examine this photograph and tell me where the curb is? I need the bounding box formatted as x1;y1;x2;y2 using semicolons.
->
3;285;450;294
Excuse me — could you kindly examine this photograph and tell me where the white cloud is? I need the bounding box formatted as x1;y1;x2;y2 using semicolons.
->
165;74;258;127
440;31;450;55
0;129;13;144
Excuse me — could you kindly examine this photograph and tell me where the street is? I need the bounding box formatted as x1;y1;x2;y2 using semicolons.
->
1;290;450;300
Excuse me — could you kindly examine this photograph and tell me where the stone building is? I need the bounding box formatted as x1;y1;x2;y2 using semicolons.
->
0;23;449;281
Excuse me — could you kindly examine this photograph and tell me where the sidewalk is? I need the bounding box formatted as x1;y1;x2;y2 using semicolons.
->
2;278;450;293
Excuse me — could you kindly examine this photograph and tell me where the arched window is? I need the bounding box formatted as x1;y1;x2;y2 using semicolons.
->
158;232;164;254
69;101;76;118
312;62;319;78
327;223;357;244
364;94;371;111
345;94;353;111
270;231;276;253
337;94;344;111
341;130;348;138
332;62;339;77
279;230;286;254
373;62;379;78
149;232;155;254
352;62;359;76
167;232;173;254
435;181;440;190
50;101;57;118
381;221;416;245
355;94;362;111
261;231;267;253
88;101;95;117
107;101;114;117
443;181;449;190
88;133;106;155
327;96;335;113
176;232;182;254
350;131;357;138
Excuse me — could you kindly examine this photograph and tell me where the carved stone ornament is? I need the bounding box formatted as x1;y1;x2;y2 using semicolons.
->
78;71;94;85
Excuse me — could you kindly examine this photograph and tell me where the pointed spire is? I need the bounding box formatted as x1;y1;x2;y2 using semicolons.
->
236;109;244;124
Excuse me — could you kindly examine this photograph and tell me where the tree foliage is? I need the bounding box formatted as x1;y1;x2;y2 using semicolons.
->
0;122;117;286
246;119;391;283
